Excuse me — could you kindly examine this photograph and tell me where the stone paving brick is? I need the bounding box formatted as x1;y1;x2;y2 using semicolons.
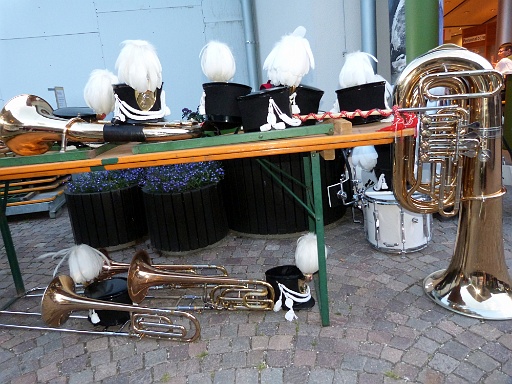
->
266;350;292;367
416;367;445;384
213;368;236;384
11;372;37;384
480;341;512;364
235;367;259;384
484;371;512;384
68;368;94;384
428;352;460;374
94;362;118;382
438;339;470;360
453;361;485;383
251;335;269;350
268;334;294;350
392;361;420;381
307;367;334;383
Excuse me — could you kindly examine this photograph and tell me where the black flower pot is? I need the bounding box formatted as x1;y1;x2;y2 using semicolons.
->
142;183;228;252
221;152;347;235
65;185;147;249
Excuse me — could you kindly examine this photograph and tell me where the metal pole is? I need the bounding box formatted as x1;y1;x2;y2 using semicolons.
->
361;0;377;71
240;0;260;90
405;0;439;63
497;0;512;45
0;181;25;295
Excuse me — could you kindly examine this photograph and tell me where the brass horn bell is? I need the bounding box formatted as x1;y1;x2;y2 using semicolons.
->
127;250;275;311
41;275;201;342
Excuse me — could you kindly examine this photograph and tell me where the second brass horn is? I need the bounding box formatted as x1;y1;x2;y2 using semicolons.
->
42;275;200;342
97;251;228;281
0;94;202;156
127;250;275;310
393;44;512;319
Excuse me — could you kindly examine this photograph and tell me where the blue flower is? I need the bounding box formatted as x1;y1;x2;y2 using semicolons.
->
141;161;224;193
67;168;145;194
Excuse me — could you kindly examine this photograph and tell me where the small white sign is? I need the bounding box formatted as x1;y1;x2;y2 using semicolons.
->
463;34;486;44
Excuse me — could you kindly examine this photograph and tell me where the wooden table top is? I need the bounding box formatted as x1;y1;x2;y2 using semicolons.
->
0;120;412;181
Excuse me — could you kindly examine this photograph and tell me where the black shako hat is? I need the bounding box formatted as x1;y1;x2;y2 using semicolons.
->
336;81;386;125
265;265;315;314
84;277;131;326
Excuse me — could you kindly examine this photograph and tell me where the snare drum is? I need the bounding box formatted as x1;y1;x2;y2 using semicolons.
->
362;187;432;253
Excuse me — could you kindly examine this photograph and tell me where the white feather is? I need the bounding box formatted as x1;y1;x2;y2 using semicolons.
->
115;40;163;92
352;145;378;172
200;40;236;82
83;69;118;115
294;232;327;275
263;26;315;88
338;51;378;89
37;244;110;284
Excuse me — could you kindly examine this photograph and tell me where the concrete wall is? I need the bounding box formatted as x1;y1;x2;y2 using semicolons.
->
0;0;392;117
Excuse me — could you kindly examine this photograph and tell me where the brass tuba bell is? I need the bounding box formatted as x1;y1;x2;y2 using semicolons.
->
393;44;512;319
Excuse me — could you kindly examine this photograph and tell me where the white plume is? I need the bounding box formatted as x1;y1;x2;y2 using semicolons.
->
200;40;236;82
37;244;110;284
115;40;163;92
338;51;378;89
351;145;378;172
263;26;315;88
294;232;327;276
83;69;118;115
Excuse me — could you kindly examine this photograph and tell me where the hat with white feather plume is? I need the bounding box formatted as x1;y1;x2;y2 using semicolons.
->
198;40;251;130
263;26;315;89
112;40;169;123
83;69;119;117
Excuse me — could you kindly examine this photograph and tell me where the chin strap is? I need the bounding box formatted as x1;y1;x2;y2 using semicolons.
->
260;97;302;131
114;90;170;122
273;282;312;321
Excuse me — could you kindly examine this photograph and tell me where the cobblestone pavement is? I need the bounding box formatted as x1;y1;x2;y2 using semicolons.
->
1;192;511;384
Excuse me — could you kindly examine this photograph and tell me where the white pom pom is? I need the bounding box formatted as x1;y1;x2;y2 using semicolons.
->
285;308;298;322
200;40;236;82
273;298;282;312
263;26;315;87
89;309;101;324
83;69;118;115
338;51;378;89
295;232;328;276
68;244;109;284
351;145;378;172
115;40;162;92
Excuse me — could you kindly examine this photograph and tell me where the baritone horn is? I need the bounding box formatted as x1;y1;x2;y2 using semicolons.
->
393;44;512;319
42;275;200;342
127;250;275;310
97;251;228;281
0;94;202;156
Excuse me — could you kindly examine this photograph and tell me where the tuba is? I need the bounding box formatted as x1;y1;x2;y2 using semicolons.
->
127;250;275;310
393;44;512;319
42;275;200;342
0;94;202;156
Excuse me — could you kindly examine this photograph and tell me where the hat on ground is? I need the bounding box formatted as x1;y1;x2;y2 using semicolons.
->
265;265;315;321
84;277;131;326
